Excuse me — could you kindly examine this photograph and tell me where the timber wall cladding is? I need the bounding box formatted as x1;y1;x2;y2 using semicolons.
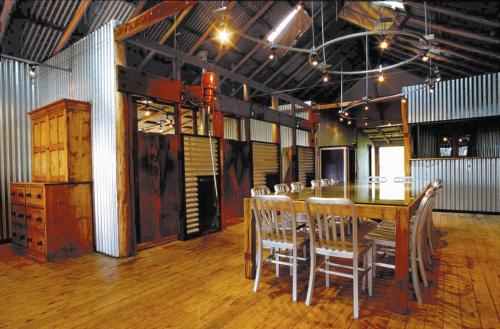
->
183;135;220;236
251;142;279;187
0;59;37;241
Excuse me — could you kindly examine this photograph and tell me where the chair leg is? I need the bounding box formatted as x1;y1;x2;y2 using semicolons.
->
325;256;330;287
427;221;436;257
362;254;367;292
411;250;422;303
372;243;377;278
253;243;263;293
275;248;280;277
293;249;298;302
367;247;373;297
353;265;359;319
306;251;316;306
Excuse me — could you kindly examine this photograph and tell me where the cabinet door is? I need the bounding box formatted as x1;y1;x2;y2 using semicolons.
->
48;111;67;181
32;117;49;181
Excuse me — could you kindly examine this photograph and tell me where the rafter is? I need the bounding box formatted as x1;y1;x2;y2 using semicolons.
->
115;1;195;41
405;1;500;28
52;0;91;55
129;0;147;19
138;6;193;70
0;0;16;45
407;17;500;45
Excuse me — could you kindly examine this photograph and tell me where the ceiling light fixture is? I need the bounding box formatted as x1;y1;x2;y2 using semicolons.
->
379;39;389;50
422;53;429;62
269;45;276;60
322;73;329;83
378;74;385;83
216;27;231;45
29;64;36;78
364;104;369;110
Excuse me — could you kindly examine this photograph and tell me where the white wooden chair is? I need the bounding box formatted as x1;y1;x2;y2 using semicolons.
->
368;176;388;183
310;179;323;188
252;195;308;302
274;183;291;194
393;176;413;183
304;197;373;319
251;186;271;197
329;178;339;185
320;178;331;186
290;182;305;192
364;187;436;303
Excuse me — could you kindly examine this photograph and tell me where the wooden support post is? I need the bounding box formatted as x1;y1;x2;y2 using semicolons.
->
401;98;411;177
115;41;137;257
271;95;280;144
242;84;251;141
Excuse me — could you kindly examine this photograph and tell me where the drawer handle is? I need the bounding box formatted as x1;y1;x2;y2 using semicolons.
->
37;241;43;247
26;237;32;243
36;194;42;199
26;214;32;219
25;193;32;198
36;217;42;223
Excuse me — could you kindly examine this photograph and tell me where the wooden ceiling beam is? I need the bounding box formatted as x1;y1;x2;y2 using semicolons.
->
407;17;500;45
405;1;500;29
129;0;147;19
0;0;16;44
53;0;91;55
138;6;194;70
115;1;195;41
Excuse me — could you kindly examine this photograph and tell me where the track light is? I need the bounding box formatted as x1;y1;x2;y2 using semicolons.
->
269;45;276;60
29;64;36;78
379;39;389;50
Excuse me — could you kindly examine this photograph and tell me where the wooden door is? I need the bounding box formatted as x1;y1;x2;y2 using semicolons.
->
32;116;49;181
48;110;67;181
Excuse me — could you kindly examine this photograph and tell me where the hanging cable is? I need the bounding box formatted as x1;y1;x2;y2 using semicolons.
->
365;30;368;100
321;1;326;63
311;1;315;50
208;128;220;231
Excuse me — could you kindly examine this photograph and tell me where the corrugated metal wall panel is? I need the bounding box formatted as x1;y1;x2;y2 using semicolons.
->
183;136;219;235
223;116;239;140
0;59;38;241
36;21;120;256
296;129;309;147
280;126;293;148
252;142;279;187
411;158;500;212
250;119;273;143
404;73;500;123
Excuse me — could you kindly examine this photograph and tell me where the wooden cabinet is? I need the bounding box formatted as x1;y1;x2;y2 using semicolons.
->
10;182;93;262
29;99;91;182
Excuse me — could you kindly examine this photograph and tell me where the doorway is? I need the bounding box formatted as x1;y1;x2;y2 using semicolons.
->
378;146;405;180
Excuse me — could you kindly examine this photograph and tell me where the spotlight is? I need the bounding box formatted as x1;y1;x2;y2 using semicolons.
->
380;39;389;50
29;64;36;78
216;27;231;44
269;45;276;60
322;73;329;83
377;74;385;83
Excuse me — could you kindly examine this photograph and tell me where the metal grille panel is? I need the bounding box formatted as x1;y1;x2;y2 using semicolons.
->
183;136;220;235
252;142;279;187
298;147;314;185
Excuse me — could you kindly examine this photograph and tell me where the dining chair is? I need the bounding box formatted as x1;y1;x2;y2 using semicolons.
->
329;178;339;185
291;182;305;192
252;195;308;302
304;197;373;319
363;187;436;303
310;179;323;188
393;176;413;183
320;178;331;186
274;183;291;194
368;176;388;183
251;185;271;197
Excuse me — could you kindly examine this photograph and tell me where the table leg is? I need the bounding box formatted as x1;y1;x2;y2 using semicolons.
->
391;208;410;314
243;198;255;279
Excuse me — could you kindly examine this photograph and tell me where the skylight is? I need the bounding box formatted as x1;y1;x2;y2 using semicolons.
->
372;1;405;11
267;5;301;43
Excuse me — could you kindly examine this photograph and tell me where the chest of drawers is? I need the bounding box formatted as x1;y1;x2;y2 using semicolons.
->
10;182;93;262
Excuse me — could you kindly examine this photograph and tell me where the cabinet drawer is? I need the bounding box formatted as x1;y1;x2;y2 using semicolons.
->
27;229;46;254
10;186;26;205
11;204;26;226
26;207;46;231
12;224;27;248
25;187;45;207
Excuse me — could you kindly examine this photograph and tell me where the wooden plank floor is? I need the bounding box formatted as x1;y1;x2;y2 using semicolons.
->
0;212;499;328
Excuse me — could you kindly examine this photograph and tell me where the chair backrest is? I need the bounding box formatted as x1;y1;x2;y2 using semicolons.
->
329;178;339;185
320;179;331;186
274;183;290;194
251;195;298;246
411;187;436;251
368;176;387;183
393;176;413;183
310;179;323;188
251;185;271;197
304;197;358;255
432;178;443;190
290;182;305;192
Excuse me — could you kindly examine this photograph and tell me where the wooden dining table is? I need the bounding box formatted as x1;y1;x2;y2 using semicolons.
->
243;182;428;315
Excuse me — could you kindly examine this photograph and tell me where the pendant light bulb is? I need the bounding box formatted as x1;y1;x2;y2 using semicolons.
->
216;24;231;45
435;74;442;82
145;109;151;117
422;53;429;62
401;98;407;104
322;73;329;83
364;104;369;111
339;116;344;122
269;45;276;60
380;39;389;50
429;84;435;93
347;120;352;125
377;73;385;83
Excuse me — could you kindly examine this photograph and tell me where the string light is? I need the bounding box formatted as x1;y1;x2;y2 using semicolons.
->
379;39;389;50
145;109;151;116
377;73;385;82
309;53;319;67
